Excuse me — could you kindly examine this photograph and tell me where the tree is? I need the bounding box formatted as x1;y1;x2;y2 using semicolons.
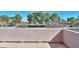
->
50;13;61;23
2;15;10;23
36;12;44;24
0;15;10;25
42;13;50;24
27;13;36;24
67;17;77;27
0;16;4;24
36;12;50;24
60;19;66;27
14;14;22;24
27;12;50;24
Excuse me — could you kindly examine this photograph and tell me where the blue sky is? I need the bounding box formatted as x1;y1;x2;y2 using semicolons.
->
0;11;79;20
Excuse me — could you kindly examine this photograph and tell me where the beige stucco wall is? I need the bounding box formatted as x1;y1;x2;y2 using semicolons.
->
0;28;62;42
50;30;63;43
0;43;50;48
63;29;79;48
0;28;78;48
1;28;79;48
0;28;63;48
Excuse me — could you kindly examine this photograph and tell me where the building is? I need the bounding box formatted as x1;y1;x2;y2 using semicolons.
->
20;19;29;24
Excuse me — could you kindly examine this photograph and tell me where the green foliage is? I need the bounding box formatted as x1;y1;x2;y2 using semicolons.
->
0;14;22;26
17;24;28;28
0;15;10;23
67;17;78;27
14;14;22;23
50;13;61;22
1;11;79;28
27;12;50;24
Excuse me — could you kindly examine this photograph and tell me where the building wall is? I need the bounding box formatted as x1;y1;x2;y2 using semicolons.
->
50;30;63;43
63;29;79;48
0;28;62;42
1;28;79;48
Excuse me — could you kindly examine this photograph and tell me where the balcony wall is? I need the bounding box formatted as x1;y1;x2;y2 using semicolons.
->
0;28;79;48
0;28;62;42
0;28;63;48
63;29;79;48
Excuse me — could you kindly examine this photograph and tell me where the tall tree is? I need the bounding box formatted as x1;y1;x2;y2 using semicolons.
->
67;17;77;27
50;13;60;23
14;14;22;24
27;12;50;24
0;15;10;24
0;16;4;25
